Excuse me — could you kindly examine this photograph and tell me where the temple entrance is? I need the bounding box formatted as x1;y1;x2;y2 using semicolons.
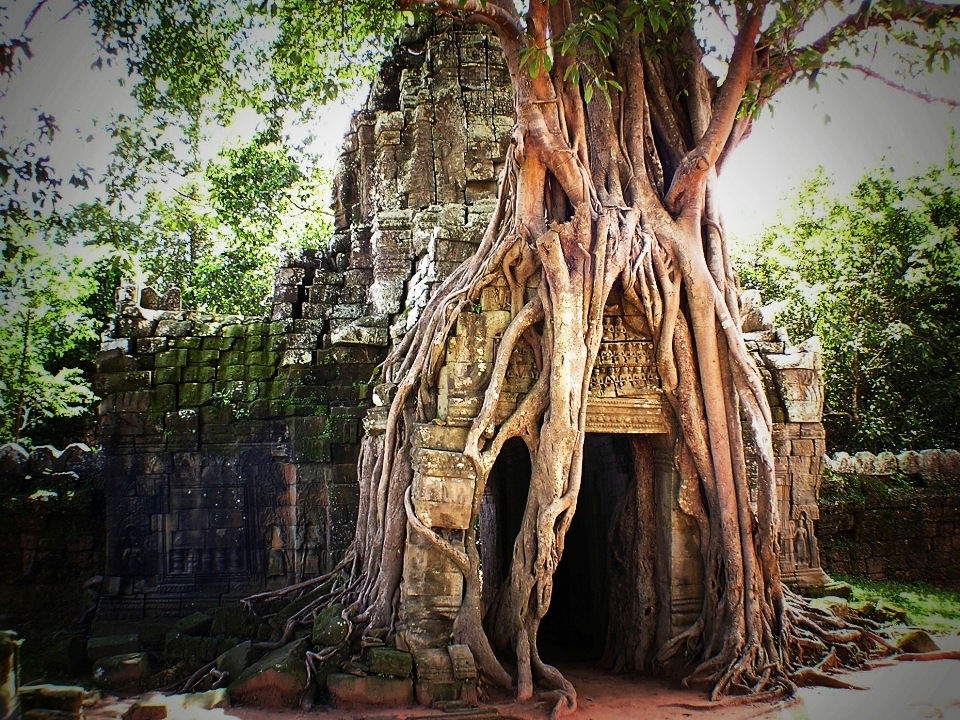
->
479;437;531;611
537;434;634;662
479;434;642;664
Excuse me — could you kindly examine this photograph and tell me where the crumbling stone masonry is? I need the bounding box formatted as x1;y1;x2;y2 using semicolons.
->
92;19;832;649
817;449;960;586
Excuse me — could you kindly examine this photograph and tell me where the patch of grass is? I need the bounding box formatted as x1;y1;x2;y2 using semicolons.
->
834;573;960;634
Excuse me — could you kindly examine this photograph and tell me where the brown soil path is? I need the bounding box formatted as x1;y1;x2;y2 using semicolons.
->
87;637;960;720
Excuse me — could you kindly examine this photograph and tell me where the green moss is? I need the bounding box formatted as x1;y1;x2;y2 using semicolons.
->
835;574;960;634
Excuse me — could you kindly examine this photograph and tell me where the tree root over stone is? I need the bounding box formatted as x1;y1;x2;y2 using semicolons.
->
231;3;960;714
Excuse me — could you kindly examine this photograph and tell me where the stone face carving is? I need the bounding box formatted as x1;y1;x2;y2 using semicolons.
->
266;525;288;580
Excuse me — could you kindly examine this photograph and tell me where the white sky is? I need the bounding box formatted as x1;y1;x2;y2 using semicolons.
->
3;1;958;241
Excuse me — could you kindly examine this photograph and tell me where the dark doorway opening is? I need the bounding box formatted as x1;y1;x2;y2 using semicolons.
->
479;437;532;610
537;434;634;663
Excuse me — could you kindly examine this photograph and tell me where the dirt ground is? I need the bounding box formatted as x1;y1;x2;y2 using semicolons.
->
85;636;960;720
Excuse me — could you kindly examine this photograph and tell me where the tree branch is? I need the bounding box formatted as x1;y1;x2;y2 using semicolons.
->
401;0;524;43
823;61;960;107
806;0;960;59
666;3;766;211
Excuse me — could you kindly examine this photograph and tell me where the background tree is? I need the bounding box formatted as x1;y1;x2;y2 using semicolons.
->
0;225;102;445
1;2;334;444
738;156;960;453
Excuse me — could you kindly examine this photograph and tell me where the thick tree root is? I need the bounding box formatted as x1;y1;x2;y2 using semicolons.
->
897;650;960;661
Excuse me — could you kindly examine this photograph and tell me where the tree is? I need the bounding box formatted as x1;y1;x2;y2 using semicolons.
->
74;0;960;711
0;226;102;445
738;158;960;453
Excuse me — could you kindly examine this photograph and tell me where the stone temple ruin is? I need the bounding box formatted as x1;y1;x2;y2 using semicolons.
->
89;17;832;699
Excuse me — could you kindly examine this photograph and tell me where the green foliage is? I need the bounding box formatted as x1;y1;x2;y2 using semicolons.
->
0;225;105;444
738;156;960;452
126;130;330;314
87;0;402;131
835;574;960;633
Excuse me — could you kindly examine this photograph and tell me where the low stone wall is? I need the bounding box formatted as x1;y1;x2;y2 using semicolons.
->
0;442;105;668
0;443;104;586
816;450;960;587
823;448;960;477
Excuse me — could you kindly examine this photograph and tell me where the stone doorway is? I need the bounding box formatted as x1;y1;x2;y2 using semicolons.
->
539;434;636;663
479;437;531;612
480;434;647;665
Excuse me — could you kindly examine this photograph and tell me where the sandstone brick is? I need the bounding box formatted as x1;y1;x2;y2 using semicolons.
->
327;674;414;707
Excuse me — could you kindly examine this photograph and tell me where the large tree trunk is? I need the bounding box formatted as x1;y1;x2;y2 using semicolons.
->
247;2;890;714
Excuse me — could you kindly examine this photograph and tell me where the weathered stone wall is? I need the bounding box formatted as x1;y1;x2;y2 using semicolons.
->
95;268;375;618
0;442;105;656
92;18;512;621
743;324;830;591
816;451;960;586
0;443;104;586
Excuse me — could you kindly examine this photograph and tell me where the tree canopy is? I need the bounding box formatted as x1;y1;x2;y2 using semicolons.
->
738;155;960;453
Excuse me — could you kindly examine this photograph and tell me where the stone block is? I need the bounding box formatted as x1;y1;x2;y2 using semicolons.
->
282;350;312;366
122;702;167;720
195;322;223;337
92;653;150;693
414;681;461;706
228;637;308;709
447;333;494;365
171;611;212;636
218;364;246;381
447;644;476;680
0;442;28;475
87;634;140;662
154;367;181;384
330;319;388;346
412;647;454;682
247;365;276;381
413;424;468;452
919;449;941;476
875;451;898;475
326;674;414;707
98;371;152;394
402;539;463;605
943;449;960;475
155;349;187;368
178;689;229;710
199;336;227;351
215;640;252;680
18;685;85;714
412;448;477;480
275;267;306;286
187;349;219;365
179;383;213;407
97;349;138;373
311;603;349;647
182;366;215;383
221;324;248;338
898;450;921;475
896;629;939;653
791;439;814;457
446;362;493;393
114;316;158;338
23;710;80;720
366;647;413;678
